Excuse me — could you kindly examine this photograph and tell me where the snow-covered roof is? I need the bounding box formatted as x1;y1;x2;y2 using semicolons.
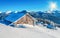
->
5;10;27;22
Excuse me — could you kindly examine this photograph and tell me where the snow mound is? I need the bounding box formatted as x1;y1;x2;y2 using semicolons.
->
0;24;56;38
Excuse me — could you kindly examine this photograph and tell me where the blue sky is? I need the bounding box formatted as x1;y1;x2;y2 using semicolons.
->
0;0;60;12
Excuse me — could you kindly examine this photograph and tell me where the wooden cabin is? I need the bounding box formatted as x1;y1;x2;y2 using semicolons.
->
14;13;36;26
4;11;37;26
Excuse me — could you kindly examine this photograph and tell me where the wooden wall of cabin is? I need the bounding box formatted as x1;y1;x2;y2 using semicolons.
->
14;14;34;25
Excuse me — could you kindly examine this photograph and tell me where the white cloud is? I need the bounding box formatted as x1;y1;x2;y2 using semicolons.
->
6;11;12;14
15;11;18;13
0;12;1;13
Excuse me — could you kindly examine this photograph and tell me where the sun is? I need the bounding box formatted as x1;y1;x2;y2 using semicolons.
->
50;2;57;11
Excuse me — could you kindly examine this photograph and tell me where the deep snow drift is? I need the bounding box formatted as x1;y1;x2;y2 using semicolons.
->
0;24;60;38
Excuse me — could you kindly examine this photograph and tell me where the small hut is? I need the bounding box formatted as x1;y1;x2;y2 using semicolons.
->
4;10;37;26
14;13;36;25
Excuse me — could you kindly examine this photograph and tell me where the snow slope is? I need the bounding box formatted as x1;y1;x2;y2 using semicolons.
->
34;26;60;38
0;24;56;38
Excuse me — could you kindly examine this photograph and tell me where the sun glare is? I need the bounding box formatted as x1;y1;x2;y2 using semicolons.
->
50;2;57;11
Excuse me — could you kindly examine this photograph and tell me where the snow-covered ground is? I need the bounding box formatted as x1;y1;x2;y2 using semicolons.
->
0;24;60;38
34;26;60;38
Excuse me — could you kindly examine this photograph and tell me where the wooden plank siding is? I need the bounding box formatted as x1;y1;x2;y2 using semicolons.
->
14;13;34;25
